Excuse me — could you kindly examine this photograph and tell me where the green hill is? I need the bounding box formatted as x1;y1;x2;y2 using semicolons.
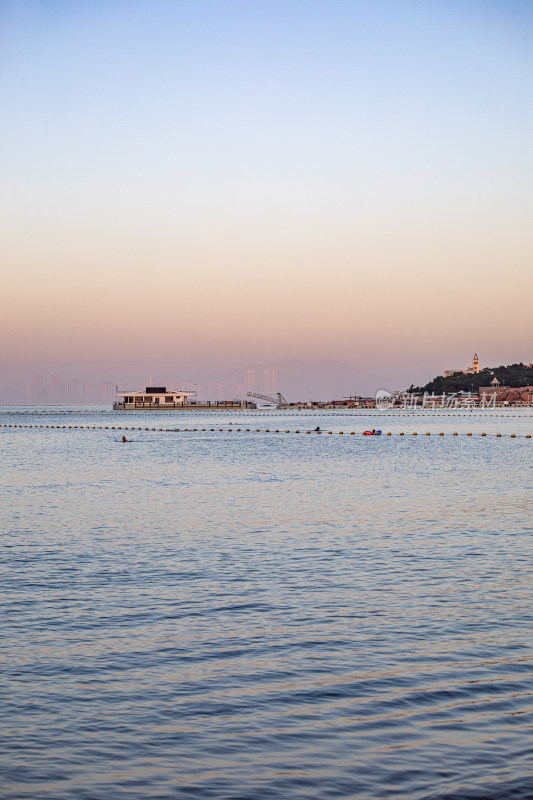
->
409;363;533;395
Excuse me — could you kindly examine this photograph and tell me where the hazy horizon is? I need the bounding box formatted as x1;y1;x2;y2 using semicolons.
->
2;0;532;401
4;351;532;405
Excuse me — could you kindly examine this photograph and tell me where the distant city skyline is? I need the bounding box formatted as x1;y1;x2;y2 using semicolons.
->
8;355;532;406
22;369;282;405
26;374;117;405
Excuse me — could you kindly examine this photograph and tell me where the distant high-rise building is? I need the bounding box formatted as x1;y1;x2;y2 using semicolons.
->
28;374;45;403
207;382;223;401
49;374;64;403
263;369;277;395
66;378;80;404
84;383;100;404
100;382;115;403
245;369;256;394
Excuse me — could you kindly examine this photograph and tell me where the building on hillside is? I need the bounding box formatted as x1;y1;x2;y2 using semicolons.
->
444;353;480;378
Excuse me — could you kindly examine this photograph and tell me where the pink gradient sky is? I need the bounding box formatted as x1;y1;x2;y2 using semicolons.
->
1;1;532;401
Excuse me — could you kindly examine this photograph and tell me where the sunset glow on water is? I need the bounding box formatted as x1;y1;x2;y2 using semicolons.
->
2;407;533;799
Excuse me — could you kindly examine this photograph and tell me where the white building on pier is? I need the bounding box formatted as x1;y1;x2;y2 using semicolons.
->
114;386;196;410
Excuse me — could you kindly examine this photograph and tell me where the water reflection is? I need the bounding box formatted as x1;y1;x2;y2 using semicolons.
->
1;407;532;798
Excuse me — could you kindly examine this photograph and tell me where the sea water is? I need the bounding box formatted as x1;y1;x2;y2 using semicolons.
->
1;407;532;799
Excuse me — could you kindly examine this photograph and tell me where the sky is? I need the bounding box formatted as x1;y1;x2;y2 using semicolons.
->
1;0;532;401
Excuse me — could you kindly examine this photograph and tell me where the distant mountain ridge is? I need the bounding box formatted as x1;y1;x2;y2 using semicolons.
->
410;363;533;394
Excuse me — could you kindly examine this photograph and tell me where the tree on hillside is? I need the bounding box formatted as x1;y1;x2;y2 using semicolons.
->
410;363;533;394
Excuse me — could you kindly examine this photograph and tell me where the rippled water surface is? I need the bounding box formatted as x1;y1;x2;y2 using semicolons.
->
2;407;533;799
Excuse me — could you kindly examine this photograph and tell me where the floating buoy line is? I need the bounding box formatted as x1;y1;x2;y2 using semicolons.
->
1;409;533;419
1;423;531;439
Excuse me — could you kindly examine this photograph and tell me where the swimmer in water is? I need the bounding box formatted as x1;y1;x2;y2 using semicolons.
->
314;426;321;432
122;435;128;442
